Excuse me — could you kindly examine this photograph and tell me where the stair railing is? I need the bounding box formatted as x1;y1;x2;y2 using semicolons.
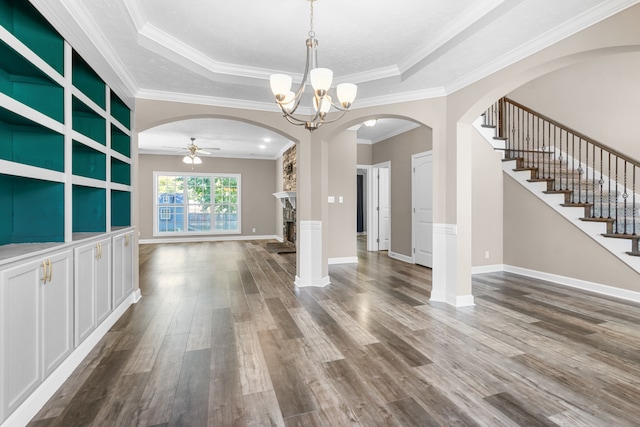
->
483;97;640;239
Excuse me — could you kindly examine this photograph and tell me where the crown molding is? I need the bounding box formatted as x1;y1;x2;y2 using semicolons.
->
31;0;139;105
398;0;507;75
353;87;448;109
138;149;284;161
136;89;279;111
445;0;640;95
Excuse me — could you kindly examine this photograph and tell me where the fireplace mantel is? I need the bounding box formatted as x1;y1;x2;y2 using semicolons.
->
273;191;296;209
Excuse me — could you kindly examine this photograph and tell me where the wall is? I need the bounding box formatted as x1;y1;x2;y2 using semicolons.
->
504;175;640;290
137;154;278;241
471;128;504;267
509;52;640;162
372;126;432;257
357;144;373;165
327;130;357;260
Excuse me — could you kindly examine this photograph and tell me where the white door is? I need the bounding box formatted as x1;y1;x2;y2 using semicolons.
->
413;152;433;267
378;167;390;251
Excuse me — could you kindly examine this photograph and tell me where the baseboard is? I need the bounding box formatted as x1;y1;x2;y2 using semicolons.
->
295;275;331;288
328;257;358;265
2;295;134;427
472;264;505;274
503;265;640;304
389;251;414;264
132;288;142;303
140;234;281;244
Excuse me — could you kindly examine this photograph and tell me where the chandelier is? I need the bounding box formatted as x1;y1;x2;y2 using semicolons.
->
269;0;357;131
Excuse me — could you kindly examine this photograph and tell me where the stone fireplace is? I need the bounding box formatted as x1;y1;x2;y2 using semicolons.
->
275;145;296;247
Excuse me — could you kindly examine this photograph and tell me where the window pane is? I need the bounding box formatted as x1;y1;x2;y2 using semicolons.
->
156;173;239;234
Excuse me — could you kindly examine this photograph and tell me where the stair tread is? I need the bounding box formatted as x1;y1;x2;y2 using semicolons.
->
561;203;592;207
544;189;572;194
581;217;615;223
626;251;640;257
601;233;640;240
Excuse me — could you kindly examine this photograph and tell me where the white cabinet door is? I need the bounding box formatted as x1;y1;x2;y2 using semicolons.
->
113;231;134;308
74;238;112;346
0;250;72;421
0;260;42;421
74;243;97;346
42;251;73;377
96;238;112;324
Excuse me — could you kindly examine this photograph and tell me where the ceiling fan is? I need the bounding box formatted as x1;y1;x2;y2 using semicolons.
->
163;137;220;164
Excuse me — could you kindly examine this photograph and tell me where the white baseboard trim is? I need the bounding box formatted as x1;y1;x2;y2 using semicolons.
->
140;234;281;244
503;265;640;304
452;294;476;307
472;264;505;274
3;294;134;427
295;275;331;288
389;251;414;264
328;257;358;265
133;288;142;303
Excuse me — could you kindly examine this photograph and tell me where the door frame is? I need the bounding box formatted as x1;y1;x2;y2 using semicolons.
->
412;150;433;266
364;161;391;252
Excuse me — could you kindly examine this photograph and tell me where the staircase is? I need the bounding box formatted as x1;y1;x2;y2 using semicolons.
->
477;97;640;273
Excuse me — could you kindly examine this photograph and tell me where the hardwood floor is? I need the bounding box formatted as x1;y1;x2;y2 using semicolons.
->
29;238;640;426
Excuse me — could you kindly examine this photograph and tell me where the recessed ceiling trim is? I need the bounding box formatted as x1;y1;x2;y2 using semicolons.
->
370;122;421;144
445;0;640;95
137;89;280;112
139;149;285;161
398;0;508;75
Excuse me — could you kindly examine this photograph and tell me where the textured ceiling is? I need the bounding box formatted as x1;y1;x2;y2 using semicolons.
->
31;0;640;158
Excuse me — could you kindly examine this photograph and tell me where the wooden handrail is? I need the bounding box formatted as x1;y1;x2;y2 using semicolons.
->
504;97;640;167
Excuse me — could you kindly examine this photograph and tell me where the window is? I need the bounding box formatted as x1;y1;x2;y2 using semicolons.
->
154;172;240;235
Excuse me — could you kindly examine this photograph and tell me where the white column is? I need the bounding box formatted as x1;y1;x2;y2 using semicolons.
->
295;220;330;287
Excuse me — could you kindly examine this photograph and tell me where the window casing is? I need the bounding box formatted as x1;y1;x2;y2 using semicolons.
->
154;172;241;235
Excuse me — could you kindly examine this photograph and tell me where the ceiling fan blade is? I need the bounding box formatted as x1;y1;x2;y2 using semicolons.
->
196;149;212;155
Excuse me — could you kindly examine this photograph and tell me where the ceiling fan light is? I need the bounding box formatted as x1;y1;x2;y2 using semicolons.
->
270;74;292;98
182;155;193;164
337;83;357;107
310;68;333;93
193;156;202;164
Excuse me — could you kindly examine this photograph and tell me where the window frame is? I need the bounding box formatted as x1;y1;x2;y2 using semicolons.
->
153;171;241;236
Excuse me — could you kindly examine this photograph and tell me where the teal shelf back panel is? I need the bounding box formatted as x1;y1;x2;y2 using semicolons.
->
0;106;64;171
0;40;64;122
110;158;131;185
72;140;106;180
0;0;64;75
0;174;64;244
72;96;106;145
111;190;131;227
111;124;130;157
72;50;105;109
110;91;130;129
72;185;106;233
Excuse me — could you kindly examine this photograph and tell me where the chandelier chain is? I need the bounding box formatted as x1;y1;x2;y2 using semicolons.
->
309;0;315;38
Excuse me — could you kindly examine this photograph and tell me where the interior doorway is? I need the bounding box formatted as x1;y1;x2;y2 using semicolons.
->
412;151;433;267
367;162;390;252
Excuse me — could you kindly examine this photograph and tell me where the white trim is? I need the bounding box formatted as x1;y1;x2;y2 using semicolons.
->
471;264;505;274
294;275;331;288
328;257;358;265
2;293;135;427
388;251;414;264
295;221;329;288
503;265;640;304
453;295;476;307
139;234;280;245
132;288;142;303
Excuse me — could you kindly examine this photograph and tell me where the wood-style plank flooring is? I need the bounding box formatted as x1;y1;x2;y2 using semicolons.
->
29;238;640;426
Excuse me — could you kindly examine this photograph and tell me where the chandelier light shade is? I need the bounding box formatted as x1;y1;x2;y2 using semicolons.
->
269;0;357;131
